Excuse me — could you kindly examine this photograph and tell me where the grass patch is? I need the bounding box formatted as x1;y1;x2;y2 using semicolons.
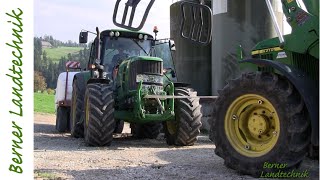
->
44;46;82;62
34;92;55;114
34;171;56;179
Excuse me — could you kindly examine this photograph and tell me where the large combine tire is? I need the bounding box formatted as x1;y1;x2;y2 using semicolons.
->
114;120;124;134
84;83;115;146
56;106;70;132
131;123;162;139
210;72;310;176
164;87;202;146
70;78;85;138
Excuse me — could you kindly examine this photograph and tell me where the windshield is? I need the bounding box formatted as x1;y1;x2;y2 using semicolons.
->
152;41;174;69
102;37;152;71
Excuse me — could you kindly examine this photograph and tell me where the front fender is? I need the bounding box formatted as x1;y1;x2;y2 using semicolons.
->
241;59;319;145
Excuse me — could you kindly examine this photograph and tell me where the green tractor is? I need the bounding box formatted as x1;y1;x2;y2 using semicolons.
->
209;0;319;176
70;28;202;146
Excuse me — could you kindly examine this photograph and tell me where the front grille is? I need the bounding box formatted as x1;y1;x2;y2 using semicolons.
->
291;52;319;81
129;60;163;89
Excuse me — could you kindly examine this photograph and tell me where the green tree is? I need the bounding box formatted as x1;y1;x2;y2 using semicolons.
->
34;71;47;92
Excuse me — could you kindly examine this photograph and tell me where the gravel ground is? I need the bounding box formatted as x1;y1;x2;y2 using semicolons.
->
34;113;319;180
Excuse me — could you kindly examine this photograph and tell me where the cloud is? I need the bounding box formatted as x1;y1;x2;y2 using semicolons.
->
35;0;171;41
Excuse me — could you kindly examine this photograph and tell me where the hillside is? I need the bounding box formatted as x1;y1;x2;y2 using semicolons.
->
44;46;83;62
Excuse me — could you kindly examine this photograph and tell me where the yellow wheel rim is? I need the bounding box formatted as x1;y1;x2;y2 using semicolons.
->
225;94;280;157
85;96;90;127
71;89;77;126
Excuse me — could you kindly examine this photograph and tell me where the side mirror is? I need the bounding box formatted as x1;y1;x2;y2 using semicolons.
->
79;31;88;43
169;40;176;51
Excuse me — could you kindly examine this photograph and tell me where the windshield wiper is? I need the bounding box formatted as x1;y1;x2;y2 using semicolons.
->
132;39;148;55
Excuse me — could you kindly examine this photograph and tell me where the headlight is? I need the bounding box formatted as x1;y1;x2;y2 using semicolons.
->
115;31;120;37
136;74;163;84
138;34;144;40
102;72;107;78
93;70;99;77
109;31;115;37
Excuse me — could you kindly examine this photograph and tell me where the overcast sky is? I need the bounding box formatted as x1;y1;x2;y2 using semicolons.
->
34;0;172;42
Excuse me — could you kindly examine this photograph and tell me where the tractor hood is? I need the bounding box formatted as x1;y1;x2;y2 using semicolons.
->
127;56;163;62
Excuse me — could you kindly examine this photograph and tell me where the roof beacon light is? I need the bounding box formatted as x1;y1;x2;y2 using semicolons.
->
153;26;158;33
153;26;158;40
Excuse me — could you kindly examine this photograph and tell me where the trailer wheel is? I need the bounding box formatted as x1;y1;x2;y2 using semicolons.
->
164;87;202;146
84;83;115;146
131;123;162;139
114;120;124;134
70;79;85;138
56;106;70;132
211;72;310;176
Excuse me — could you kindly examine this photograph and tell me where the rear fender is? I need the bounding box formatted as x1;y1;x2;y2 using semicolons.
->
241;59;319;145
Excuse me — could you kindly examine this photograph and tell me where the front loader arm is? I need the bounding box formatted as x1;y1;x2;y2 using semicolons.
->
281;0;319;58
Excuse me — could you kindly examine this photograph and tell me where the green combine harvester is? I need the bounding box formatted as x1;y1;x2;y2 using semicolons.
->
68;28;202;146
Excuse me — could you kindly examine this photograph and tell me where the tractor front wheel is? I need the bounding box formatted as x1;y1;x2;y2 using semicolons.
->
84;83;115;146
211;72;310;176
164;87;202;146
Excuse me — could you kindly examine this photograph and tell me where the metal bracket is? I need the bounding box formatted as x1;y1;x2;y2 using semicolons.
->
180;1;212;46
113;0;155;31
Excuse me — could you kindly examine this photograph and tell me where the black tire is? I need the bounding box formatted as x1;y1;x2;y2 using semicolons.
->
210;72;310;176
114;120;124;134
164;87;202;146
84;83;115;146
56;106;70;132
70;78;85;138
131;122;162;139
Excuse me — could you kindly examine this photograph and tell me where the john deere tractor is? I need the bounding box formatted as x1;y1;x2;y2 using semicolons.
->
209;0;319;176
69;28;202;146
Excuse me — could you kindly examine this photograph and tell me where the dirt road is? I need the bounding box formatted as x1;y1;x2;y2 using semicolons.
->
34;113;319;180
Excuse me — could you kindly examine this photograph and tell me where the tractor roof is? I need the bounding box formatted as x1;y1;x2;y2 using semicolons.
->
101;29;153;38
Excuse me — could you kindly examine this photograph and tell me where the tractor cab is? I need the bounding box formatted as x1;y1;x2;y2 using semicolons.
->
80;28;177;85
100;30;153;78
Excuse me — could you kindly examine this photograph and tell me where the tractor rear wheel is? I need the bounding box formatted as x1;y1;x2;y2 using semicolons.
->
56;106;70;132
70;78;85;138
131;123;162;139
210;72;310;176
164;87;202;146
84;83;115;146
